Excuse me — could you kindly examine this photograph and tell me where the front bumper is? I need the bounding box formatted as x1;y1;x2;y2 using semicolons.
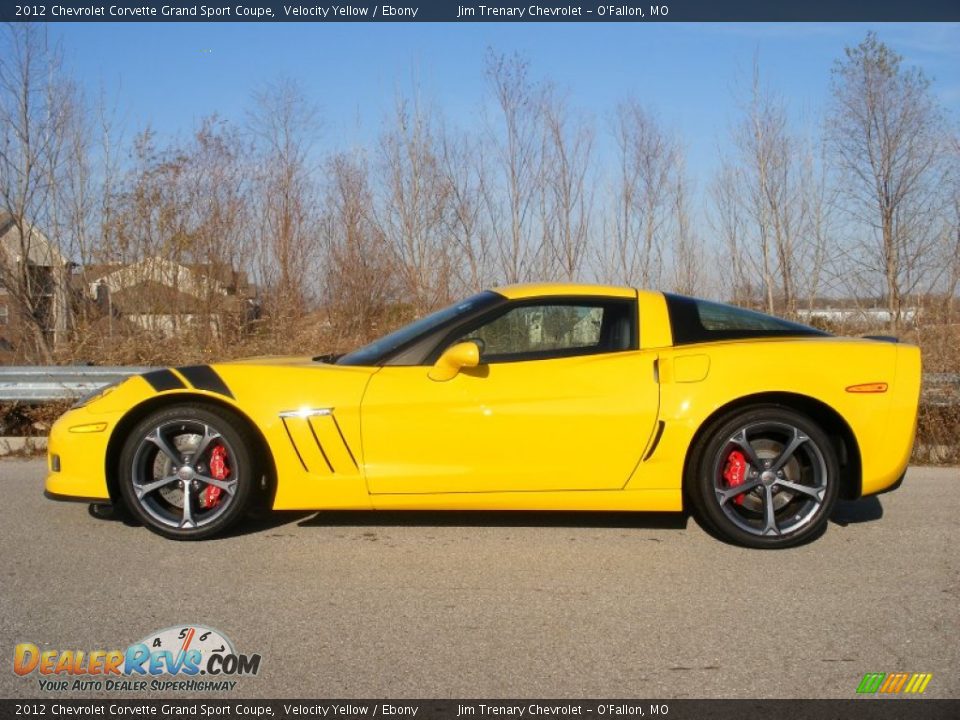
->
44;489;112;504
44;407;113;502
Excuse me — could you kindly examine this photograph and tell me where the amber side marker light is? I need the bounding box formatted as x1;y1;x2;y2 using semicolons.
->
68;422;108;433
845;382;889;393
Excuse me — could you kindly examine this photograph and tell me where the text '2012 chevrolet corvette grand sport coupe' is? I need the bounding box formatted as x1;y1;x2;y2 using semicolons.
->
45;283;921;548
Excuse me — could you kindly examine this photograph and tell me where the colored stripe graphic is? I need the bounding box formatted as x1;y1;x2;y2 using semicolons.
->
880;672;908;693
142;369;186;392
904;673;933;694
177;365;234;398
857;672;932;695
857;673;885;694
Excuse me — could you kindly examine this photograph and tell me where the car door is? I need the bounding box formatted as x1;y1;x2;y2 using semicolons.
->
359;297;660;495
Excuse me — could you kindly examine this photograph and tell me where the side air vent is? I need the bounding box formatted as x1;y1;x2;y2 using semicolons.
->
279;410;359;476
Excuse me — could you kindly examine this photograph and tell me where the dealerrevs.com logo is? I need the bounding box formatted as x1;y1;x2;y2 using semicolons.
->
13;624;261;693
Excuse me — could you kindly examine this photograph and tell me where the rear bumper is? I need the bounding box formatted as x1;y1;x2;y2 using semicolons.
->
859;344;921;497
874;470;907;496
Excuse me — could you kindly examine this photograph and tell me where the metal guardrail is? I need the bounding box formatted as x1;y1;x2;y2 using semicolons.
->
923;373;960;408
0;366;157;401
0;365;957;404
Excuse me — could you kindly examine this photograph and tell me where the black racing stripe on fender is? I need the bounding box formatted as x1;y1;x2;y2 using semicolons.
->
142;369;186;393
177;365;234;399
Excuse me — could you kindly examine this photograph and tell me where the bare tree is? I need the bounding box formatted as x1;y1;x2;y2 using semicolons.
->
945;134;960;307
796;138;835;310
440;128;493;293
53;90;131;349
94;118;255;355
99;132;183;341
376;94;453;315
0;23;78;361
933;137;958;327
247;79;321;324
731;60;806;315
603;100;678;287
539;87;594;281
52;86;95;300
102;129;180;264
829;32;951;332
484;50;544;284
321;152;395;342
670;151;703;295
80;91;124;290
181;117;254;342
708;162;756;304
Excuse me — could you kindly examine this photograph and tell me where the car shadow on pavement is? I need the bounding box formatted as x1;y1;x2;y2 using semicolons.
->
85;499;881;540
296;509;690;531
685;496;885;548
829;496;884;526
87;503;140;527
85;502;314;537
222;511;316;537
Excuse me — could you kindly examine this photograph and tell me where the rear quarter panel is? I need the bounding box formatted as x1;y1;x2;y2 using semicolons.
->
634;337;920;498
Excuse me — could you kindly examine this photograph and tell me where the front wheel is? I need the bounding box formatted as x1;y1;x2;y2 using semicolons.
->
689;406;840;549
117;404;258;540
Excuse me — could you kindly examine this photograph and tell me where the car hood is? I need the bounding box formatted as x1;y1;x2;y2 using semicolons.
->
218;355;321;367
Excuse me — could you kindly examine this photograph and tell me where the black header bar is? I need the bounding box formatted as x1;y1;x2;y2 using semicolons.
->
1;0;958;23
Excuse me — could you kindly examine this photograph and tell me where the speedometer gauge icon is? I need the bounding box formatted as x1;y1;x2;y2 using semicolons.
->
135;624;234;660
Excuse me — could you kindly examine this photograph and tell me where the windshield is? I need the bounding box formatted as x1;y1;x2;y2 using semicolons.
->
336;291;504;366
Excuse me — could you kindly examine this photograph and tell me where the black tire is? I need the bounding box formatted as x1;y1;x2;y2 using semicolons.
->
688;405;840;549
117;403;259;540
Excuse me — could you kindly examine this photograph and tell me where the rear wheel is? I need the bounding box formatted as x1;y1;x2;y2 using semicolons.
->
689;406;839;549
118;404;258;540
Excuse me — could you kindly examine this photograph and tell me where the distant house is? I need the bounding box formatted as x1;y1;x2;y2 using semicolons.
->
80;257;259;339
0;214;72;360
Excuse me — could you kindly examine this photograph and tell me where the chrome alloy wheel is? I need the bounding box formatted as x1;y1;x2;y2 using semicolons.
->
129;419;239;531
712;421;829;538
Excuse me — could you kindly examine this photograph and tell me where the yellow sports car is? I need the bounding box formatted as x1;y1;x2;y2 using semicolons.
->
45;283;921;548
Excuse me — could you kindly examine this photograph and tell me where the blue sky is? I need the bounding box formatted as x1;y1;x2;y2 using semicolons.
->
52;22;960;185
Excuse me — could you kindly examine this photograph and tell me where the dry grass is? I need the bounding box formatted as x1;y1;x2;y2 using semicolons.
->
910;318;960;464
914;405;960;465
1;399;70;438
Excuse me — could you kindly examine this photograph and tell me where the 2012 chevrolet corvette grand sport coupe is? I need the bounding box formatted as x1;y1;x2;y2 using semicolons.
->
45;284;921;548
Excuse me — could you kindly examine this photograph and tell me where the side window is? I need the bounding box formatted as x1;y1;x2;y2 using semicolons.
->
454;300;635;363
663;293;829;345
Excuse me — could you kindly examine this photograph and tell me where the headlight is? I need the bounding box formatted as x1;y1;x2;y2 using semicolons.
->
72;381;121;409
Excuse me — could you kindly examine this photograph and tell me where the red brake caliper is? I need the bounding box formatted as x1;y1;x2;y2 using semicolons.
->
722;450;747;505
202;445;230;509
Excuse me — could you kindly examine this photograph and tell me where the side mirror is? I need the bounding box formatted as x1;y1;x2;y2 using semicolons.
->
428;341;480;382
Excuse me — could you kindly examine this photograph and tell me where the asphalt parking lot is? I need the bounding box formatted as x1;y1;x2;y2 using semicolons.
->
1;459;957;699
